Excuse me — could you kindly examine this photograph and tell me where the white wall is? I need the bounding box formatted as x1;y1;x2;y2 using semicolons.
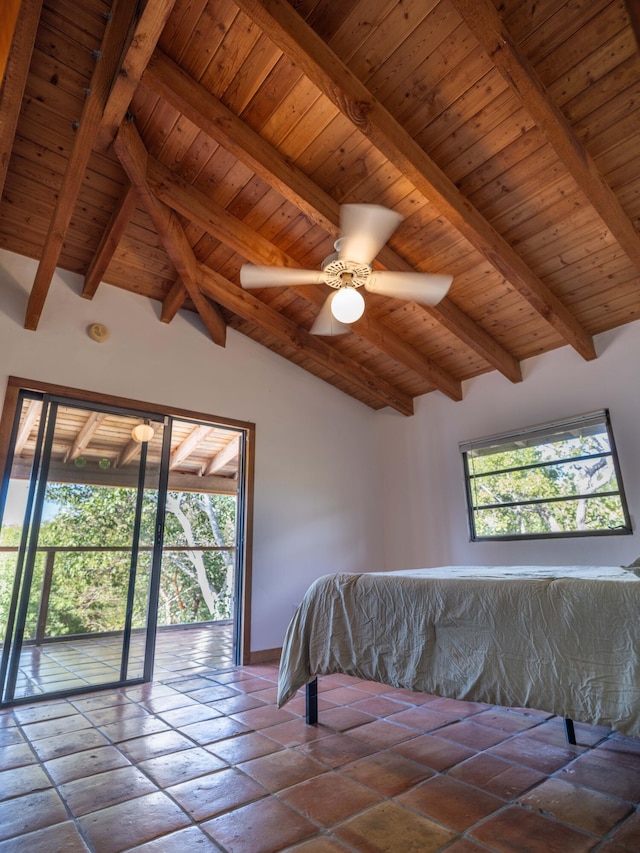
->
0;250;384;651
375;320;640;570
4;249;639;651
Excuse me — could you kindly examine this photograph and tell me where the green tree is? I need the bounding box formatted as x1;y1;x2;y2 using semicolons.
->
0;483;236;639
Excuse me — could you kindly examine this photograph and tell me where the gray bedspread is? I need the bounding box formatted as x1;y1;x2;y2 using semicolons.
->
277;566;640;738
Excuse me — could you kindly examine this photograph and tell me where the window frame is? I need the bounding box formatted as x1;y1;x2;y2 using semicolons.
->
460;409;632;542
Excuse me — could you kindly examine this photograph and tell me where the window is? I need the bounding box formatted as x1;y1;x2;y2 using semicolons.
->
460;410;631;541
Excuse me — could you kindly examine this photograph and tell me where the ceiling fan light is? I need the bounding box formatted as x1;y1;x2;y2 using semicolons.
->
132;420;155;443
330;287;365;323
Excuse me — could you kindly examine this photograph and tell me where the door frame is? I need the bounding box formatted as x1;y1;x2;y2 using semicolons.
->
0;376;255;669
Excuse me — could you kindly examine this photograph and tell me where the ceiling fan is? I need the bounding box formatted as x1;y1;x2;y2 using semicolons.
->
239;203;453;335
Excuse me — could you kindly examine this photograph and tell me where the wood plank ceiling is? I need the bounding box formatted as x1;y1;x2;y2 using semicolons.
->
1;0;639;416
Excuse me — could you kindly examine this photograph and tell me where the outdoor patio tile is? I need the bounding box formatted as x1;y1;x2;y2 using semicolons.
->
167;767;267;820
138;746;227;787
78;791;190;853
202;796;317;853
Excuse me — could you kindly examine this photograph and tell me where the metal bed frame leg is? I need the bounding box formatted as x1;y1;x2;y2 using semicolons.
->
564;717;576;745
306;678;318;725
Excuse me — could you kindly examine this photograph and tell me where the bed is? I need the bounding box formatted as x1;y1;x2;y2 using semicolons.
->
277;565;640;740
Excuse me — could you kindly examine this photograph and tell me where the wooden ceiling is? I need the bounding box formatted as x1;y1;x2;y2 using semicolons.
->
1;0;639;416
11;398;241;493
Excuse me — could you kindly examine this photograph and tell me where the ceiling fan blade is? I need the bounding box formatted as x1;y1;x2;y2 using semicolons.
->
240;264;326;289
338;204;404;265
310;293;351;336
365;271;453;305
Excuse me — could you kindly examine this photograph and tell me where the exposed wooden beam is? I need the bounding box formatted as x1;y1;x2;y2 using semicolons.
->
0;0;43;200
232;0;596;361
10;459;237;494
142;50;521;383
82;183;137;299
197;264;414;415
115;438;141;468
23;0;139;331
202;435;240;476
113;120;227;347
169;424;213;470
147;158;461;399
161;279;187;323
14;399;41;454
451;0;640;275
625;0;640;52
143;50;338;236
63;412;107;463
97;0;177;152
0;0;22;84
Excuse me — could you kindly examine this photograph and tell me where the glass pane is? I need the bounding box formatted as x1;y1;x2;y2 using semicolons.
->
3;401;164;701
473;494;629;538
471;457;618;506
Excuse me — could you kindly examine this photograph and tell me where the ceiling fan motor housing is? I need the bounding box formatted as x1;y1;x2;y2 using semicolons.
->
321;255;371;290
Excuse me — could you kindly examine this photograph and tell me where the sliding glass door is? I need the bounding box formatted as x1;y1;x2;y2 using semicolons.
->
0;393;169;705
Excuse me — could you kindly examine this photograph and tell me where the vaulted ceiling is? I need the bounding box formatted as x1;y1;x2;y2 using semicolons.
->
1;0;639;416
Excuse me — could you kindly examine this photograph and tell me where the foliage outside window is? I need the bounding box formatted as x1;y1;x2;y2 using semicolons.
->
460;410;631;541
0;484;236;640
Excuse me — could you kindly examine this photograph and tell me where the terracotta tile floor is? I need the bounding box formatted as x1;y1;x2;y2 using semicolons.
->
1;662;640;852
11;623;235;698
